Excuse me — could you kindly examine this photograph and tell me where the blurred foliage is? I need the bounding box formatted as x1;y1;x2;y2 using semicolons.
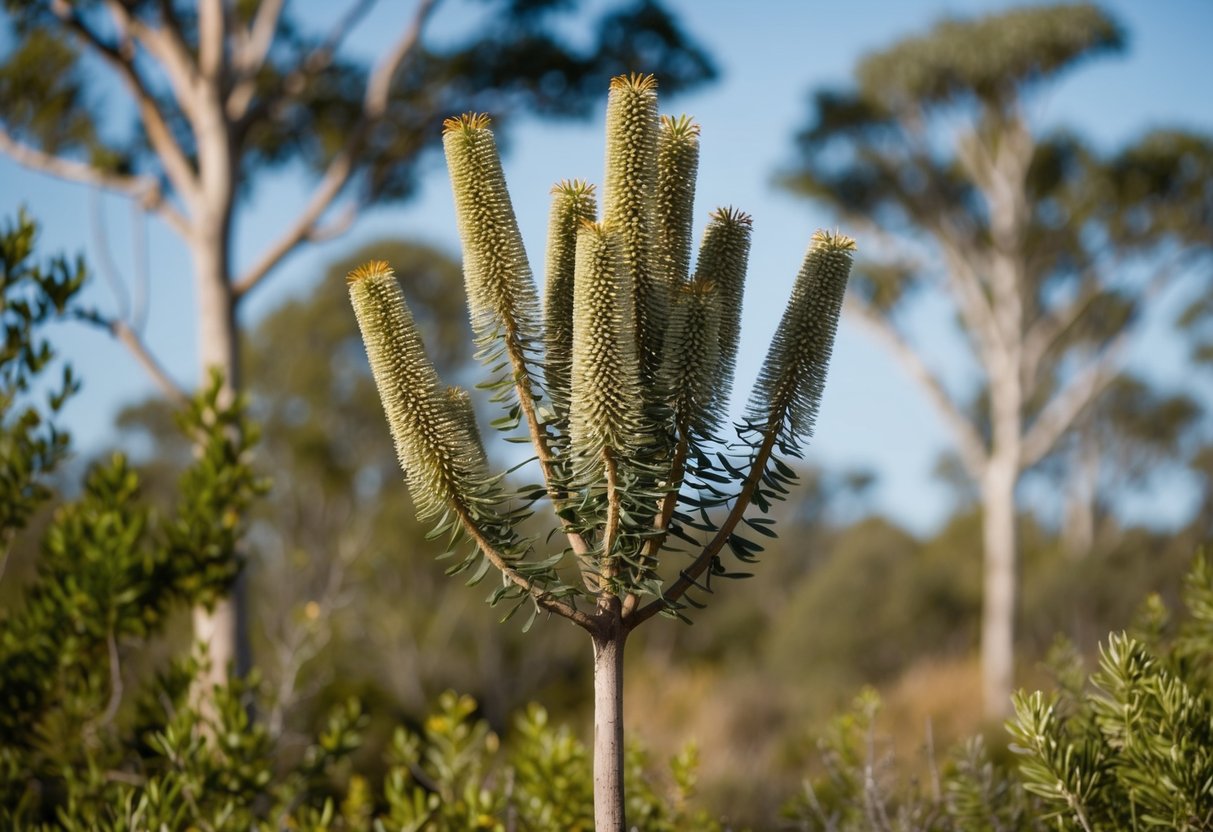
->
114;240;587;743
1009;556;1213;830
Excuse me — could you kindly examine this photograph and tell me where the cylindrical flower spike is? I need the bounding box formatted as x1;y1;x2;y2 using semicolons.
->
347;261;493;520
660;277;723;437
602;74;663;386
445;385;488;464
746;231;855;439
694;207;752;413
544;180;598;419
442;113;541;347
656;115;701;289
570;222;644;477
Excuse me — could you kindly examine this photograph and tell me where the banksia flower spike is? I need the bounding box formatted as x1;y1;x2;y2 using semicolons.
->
570;222;644;477
544;180;598;420
347;262;493;521
603;74;663;385
694;207;752;413
656;115;701;289
660;277;723;438
446;385;488;463
747;231;855;440
443;114;541;351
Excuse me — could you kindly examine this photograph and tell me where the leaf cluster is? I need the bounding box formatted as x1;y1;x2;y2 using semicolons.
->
1009;555;1213;831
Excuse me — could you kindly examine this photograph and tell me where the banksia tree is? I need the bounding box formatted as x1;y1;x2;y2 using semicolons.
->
347;74;855;831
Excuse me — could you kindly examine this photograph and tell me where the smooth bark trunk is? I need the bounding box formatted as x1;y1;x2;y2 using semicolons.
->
593;629;627;831
980;459;1017;720
190;226;251;687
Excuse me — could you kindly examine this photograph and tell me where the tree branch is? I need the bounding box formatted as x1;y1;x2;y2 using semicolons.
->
627;426;779;630
0;127;189;236
79;313;190;408
1019;250;1194;468
231;0;378;123
453;504;597;632
227;0;288;118
198;0;226;81
235;0;285;75
847;296;989;479
52;1;201;206
231;0;439;299
1020;341;1127;469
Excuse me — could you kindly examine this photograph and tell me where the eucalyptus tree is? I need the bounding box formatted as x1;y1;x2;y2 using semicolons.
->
781;3;1213;717
347;74;854;829
0;0;714;685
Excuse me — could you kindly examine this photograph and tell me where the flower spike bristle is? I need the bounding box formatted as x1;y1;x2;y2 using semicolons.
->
346;259;393;285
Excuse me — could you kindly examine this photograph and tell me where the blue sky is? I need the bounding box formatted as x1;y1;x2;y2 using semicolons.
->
2;0;1211;533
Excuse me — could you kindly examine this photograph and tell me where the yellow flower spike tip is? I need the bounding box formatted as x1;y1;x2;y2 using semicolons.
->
747;230;855;438
347;261;492;520
660;276;722;438
543;179;598;419
442;112;541;347
656;115;701;289
693;207;753;412
569;221;644;478
602;73;663;386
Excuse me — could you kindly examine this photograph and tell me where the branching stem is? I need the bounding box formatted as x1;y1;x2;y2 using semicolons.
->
627;424;778;628
599;448;621;599
505;339;592;558
452;503;596;631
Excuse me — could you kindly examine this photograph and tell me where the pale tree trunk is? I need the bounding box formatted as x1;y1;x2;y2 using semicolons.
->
980;455;1018;720
189;203;251;686
593;628;627;831
189;73;253;689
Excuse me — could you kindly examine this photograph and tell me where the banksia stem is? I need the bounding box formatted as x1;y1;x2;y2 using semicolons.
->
544;180;598;419
656;115;700;288
347;262;492;521
694;207;752;413
442;114;541;347
603;74;663;385
660;278;722;437
747;231;855;438
570;222;644;477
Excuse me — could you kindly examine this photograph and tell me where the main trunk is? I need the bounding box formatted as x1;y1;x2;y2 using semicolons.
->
593;629;627;831
190;230;251;686
980;459;1017;720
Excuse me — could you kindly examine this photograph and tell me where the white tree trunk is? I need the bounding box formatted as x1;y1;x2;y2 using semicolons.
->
190;220;251;688
593;629;627;831
980;457;1017;720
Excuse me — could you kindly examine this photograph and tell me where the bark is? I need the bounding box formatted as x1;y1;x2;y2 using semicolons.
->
980;456;1017;721
592;625;627;831
189;210;252;685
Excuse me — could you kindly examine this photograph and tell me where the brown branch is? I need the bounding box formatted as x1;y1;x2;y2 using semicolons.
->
231;0;439;299
237;0;286;74
80;313;190;407
453;504;597;632
0;127;188;236
1020;252;1193;468
197;0;225;81
599;448;621;599
1020;336;1126;469
52;1;200;204
229;0;377;121
846;296;988;479
627;426;780;630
